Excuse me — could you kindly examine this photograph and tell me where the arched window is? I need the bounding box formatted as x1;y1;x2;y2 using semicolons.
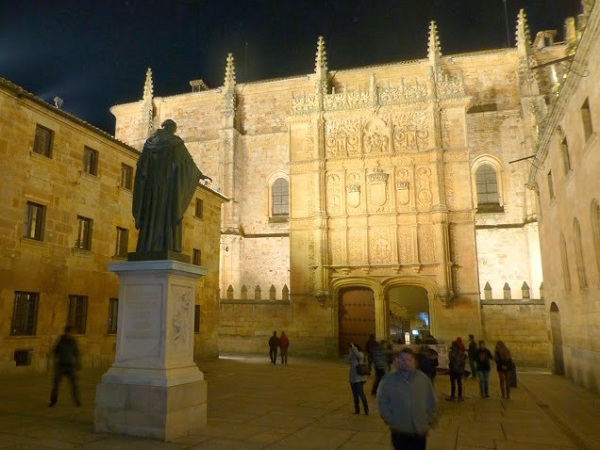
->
271;178;289;220
475;163;502;212
560;233;572;293
573;219;588;289
591;199;600;281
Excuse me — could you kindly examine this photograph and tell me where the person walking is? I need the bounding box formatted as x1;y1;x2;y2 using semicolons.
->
467;334;478;378
279;331;289;365
377;348;438;450
446;341;466;402
348;343;369;415
364;334;377;372
49;326;81;407
417;345;439;385
494;340;513;399
268;331;279;364
476;340;493;398
371;340;388;395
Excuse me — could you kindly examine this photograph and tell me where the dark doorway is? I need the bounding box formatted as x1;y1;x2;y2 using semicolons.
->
550;302;565;375
338;287;375;355
387;286;430;344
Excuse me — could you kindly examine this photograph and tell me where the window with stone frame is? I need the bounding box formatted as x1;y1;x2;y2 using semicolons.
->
24;201;46;241
547;171;555;200
581;98;594;142
560;137;572;174
75;216;93;250
194;304;200;333
33;124;53;158
195;198;204;219
271;178;289;221
475;164;502;212
83;146;99;176
560;233;572;293
107;298;118;334
573;219;588;289
10;292;39;336
120;163;133;190
592;200;600;280
115;227;129;257
68;295;88;334
193;248;202;265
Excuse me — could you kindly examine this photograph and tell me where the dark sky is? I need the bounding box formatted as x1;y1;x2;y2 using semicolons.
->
0;0;582;134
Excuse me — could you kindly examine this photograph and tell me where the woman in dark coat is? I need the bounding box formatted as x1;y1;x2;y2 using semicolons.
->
494;341;513;399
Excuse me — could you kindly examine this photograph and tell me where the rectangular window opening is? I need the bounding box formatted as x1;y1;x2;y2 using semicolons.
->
115;227;129;257
83;146;99;175
120;163;133;190
194;304;200;333
68;295;88;334
24;202;46;240
75;216;93;250
581;98;593;141
108;298;118;334
11;292;39;336
195;199;204;219
33;124;53;158
193;248;202;266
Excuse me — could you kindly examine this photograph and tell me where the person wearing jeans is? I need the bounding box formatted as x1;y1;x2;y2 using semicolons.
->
348;343;369;415
476;340;493;397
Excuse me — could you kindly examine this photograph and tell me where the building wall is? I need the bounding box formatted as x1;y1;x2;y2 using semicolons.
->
0;79;224;372
530;3;600;392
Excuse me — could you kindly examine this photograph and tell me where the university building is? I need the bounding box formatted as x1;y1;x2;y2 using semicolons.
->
0;78;226;371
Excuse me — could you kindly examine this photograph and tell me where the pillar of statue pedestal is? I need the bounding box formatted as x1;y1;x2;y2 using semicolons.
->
94;260;207;441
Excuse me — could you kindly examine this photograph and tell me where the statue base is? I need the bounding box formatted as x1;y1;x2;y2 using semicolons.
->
95;260;207;441
128;250;190;263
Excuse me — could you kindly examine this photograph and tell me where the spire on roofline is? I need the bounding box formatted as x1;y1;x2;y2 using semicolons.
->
427;21;442;65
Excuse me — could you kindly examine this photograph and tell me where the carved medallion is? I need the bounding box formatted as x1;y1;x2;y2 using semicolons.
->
368;169;389;207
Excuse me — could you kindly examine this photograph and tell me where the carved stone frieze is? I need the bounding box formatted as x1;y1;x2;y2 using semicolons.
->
418;225;435;262
348;228;364;265
326;173;343;215
391;111;430;151
370;230;393;264
416;167;433;209
363;118;390;154
325;119;361;157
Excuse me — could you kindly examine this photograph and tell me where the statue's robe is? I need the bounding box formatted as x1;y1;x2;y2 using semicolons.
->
132;129;201;253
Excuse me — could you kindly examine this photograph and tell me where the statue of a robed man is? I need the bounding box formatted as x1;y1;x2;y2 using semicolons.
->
131;119;211;258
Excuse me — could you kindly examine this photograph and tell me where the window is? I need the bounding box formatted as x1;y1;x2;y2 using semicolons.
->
11;292;39;336
33;124;53;157
194;305;200;333
108;298;118;334
68;295;88;334
574;219;588;289
272;178;289;218
592;200;600;280
83;146;99;175
475;164;501;211
24;202;46;240
193;248;202;265
547;171;555;200
120;164;133;190
115;227;129;257
581;98;593;141
560;233;572;293
75;216;93;250
560;137;571;174
195;199;203;219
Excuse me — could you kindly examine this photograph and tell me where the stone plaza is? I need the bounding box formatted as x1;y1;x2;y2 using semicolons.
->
0;355;598;449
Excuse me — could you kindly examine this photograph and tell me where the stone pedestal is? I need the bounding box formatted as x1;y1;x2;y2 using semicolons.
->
95;260;207;441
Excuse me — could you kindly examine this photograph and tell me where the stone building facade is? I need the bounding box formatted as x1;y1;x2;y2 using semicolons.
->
111;11;570;366
529;0;600;392
0;78;225;372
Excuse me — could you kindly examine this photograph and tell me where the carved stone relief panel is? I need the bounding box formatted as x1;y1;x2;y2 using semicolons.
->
363;118;390;154
416;167;433;210
346;171;363;212
369;228;393;264
445;169;455;209
395;168;412;210
328;230;345;266
169;285;193;351
326;173;343;215
367;169;389;213
325;118;361;158
391;111;430;151
397;226;414;265
418;224;435;263
348;227;365;265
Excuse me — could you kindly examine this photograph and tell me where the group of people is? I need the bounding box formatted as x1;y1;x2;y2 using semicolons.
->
267;331;290;365
348;334;516;450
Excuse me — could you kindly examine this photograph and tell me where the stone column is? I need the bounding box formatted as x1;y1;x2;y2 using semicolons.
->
95;260;207;441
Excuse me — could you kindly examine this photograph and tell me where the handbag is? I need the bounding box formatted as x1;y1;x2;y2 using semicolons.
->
356;363;371;376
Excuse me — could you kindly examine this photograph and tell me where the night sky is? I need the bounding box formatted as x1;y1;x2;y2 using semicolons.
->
0;0;582;134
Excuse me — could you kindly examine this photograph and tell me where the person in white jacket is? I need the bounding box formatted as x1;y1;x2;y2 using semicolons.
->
348;343;369;415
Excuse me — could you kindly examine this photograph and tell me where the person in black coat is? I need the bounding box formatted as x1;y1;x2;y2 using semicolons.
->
49;326;81;407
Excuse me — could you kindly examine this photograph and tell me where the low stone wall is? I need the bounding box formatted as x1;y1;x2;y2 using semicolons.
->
481;300;550;368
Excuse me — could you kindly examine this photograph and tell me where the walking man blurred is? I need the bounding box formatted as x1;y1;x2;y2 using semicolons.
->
49;326;81;407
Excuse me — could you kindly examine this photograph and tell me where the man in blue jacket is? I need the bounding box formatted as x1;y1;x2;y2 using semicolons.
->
376;348;438;450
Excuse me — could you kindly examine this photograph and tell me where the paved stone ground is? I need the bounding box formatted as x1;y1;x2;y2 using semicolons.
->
0;355;598;449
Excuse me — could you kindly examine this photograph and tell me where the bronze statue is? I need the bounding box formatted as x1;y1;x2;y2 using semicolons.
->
132;119;211;258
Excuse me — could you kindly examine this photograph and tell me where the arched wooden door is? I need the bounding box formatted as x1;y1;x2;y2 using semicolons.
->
338;287;375;354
